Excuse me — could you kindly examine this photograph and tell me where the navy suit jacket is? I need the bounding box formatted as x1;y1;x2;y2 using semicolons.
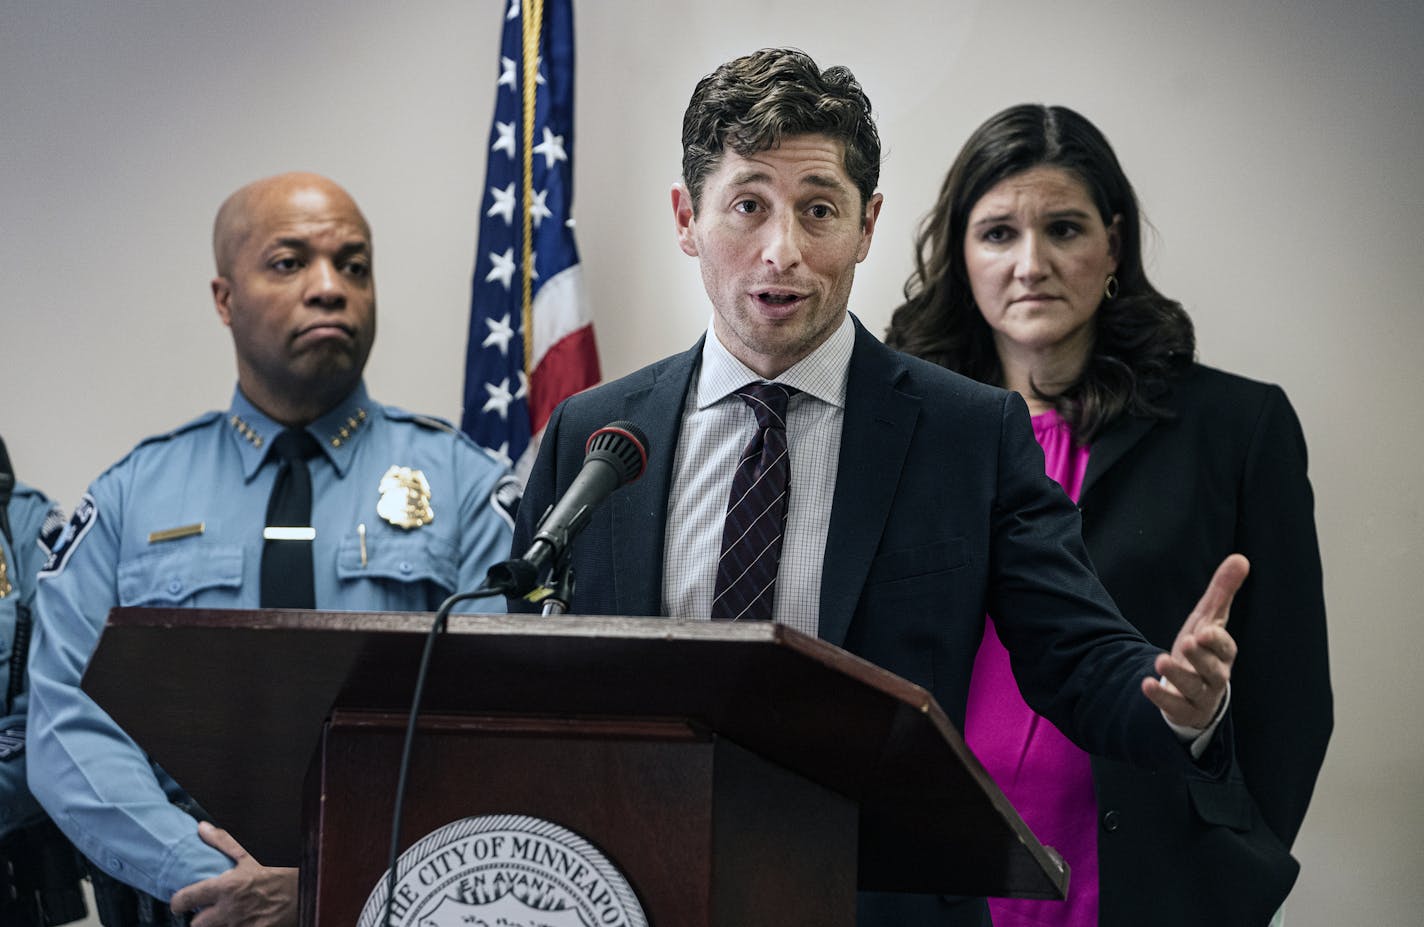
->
513;318;1226;926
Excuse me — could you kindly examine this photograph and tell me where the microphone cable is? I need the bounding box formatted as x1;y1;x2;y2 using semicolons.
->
380;420;646;922
381;583;502;927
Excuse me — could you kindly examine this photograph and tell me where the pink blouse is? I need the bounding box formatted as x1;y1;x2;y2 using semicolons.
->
965;409;1096;927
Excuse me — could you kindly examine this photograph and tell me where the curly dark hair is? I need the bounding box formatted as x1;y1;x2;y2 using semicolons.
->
885;104;1194;443
681;47;880;214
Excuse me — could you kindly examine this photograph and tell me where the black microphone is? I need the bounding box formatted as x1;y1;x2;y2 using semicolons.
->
489;421;649;596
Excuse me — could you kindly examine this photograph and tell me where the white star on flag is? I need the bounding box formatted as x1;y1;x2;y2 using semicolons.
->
487;183;516;225
483;314;515;355
462;0;601;477
486;248;516;290
532;127;567;168
483;378;514;418
492;121;515;159
529;188;552;228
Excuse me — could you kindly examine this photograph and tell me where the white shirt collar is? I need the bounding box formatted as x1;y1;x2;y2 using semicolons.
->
695;313;854;410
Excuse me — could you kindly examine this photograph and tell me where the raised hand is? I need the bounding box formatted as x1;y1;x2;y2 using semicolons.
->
1142;554;1249;730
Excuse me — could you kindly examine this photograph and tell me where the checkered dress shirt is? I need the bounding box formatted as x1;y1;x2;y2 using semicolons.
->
662;314;853;636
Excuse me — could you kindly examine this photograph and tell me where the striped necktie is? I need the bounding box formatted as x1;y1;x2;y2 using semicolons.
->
711;382;797;622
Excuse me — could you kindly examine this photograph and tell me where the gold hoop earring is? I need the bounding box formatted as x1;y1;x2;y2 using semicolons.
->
1103;274;1119;300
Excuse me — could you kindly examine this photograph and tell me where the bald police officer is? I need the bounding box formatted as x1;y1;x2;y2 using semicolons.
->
27;173;516;927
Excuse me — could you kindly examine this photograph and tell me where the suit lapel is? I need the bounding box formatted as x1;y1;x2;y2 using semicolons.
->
1081;375;1189;499
609;340;701;615
819;324;920;647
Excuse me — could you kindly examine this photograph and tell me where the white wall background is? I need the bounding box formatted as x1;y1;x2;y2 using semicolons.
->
2;1;1420;923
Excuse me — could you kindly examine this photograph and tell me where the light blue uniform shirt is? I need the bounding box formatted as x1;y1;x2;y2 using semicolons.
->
1;480;63;838
27;382;515;900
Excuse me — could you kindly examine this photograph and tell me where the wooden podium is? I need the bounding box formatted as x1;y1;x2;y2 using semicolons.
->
83;607;1067;926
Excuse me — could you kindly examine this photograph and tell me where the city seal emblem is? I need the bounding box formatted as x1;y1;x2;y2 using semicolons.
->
358;814;648;927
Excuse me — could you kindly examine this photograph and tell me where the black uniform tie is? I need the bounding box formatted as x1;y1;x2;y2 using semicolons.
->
260;428;321;608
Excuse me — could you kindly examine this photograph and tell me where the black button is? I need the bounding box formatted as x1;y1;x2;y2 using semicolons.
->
1102;810;1121;832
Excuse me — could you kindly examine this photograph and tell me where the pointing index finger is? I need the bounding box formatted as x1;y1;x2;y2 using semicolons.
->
1193;554;1250;630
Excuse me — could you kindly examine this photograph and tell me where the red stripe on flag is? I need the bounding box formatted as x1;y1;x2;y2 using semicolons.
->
529;324;601;434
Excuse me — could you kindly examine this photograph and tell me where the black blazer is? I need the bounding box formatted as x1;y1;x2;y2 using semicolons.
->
514;320;1232;926
1078;364;1331;926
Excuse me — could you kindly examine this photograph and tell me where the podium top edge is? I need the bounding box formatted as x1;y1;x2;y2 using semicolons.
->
105;607;938;713
109;607;795;641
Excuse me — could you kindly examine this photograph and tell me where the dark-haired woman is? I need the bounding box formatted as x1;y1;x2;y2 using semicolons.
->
886;104;1331;927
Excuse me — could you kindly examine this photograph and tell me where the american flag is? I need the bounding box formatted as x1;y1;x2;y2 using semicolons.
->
461;0;599;477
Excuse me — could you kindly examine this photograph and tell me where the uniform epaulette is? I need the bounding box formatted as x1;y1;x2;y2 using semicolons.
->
101;411;226;475
9;480;52;505
131;410;226;450
386;407;459;436
383;407;497;461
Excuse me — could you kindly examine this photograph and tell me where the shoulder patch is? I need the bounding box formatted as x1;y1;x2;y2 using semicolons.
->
39;493;97;577
0;726;24;761
489;474;522;530
36;503;67;557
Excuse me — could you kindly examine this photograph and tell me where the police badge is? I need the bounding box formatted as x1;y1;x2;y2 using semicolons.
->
377;467;434;529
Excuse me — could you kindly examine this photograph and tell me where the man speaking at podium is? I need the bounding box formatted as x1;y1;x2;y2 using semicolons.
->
27;172;516;927
512;49;1245;927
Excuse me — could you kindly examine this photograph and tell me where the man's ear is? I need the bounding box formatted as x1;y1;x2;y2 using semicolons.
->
856;192;885;263
671;183;699;258
211;277;233;326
